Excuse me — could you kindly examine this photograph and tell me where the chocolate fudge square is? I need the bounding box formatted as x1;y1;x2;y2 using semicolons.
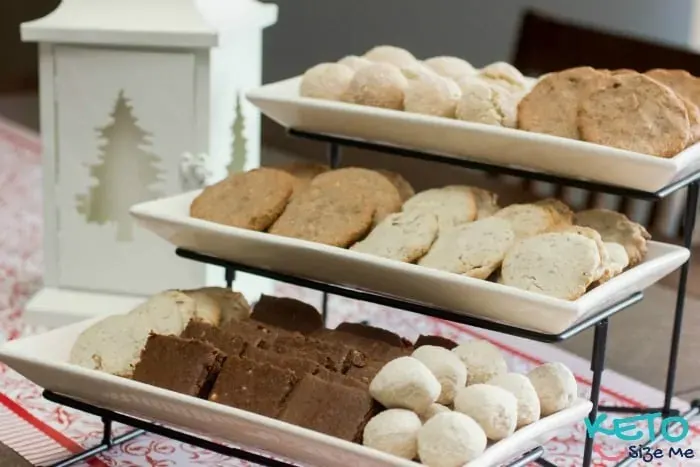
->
414;334;458;350
133;334;224;398
0;442;33;467
314;367;367;389
271;333;353;371
335;322;406;348
345;361;383;386
209;356;296;418
251;295;324;335
321;326;410;362
244;346;319;380
223;319;282;348
279;374;375;442
181;319;246;357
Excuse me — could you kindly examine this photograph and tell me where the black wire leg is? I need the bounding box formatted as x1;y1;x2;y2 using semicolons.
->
583;319;609;467
225;267;236;289
320;142;343;326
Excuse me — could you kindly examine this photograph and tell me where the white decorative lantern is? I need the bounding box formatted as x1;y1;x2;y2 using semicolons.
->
21;0;278;327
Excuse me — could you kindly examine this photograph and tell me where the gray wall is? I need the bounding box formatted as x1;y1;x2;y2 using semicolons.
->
261;0;695;83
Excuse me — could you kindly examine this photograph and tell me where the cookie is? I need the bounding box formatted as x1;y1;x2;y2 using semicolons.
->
310;167;402;225
276;162;330;196
555;225;612;283
351;210;439;263
343;62;409;110
403;72;462;118
645;69;700;109
601;242;630;282
403;186;478;232
517;66;607;139
424;56;475;80
299;63;355;101
454;78;506;126
377;169;415;202
501;232;602;300
535;198;574;226
573;209;651;266
577;73;690;157
494;203;559;239
470;187;500;219
418;217;516;279
190;168;295;231
269;185;374;247
479;62;528;93
680;97;700;144
364;45;417;69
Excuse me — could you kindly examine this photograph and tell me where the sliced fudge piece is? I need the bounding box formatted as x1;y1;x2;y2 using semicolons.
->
414;334;458;350
244;346;319;381
270;333;354;372
251;295;324;335
345;361;384;386
209;356;296;418
279;374;376;442
181;319;246;357
320;325;411;362
335;322;406;348
224;319;282;348
314;367;367;389
132;334;224;398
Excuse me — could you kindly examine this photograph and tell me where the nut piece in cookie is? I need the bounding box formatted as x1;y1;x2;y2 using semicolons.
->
573;208;650;266
190;167;295;231
299;63;355;101
351;210;438;263
494;203;559;239
403;185;478;232
501;232;602;300
377;169;415;202
419;217;516;279
517;66;606;139
577;73;690;157
343;62;409;110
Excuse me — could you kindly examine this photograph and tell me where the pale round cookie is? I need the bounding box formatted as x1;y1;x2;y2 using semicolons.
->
351;210;439;263
492;86;524;128
377;169;415;201
470;187;500;219
555;225;611;283
412;345;468;405
343;62;409;110
452;339;508;385
501;232;602;300
479;61;528;92
419;403;452;423
535;198;574;226
363;409;422;460
494;203;558;239
369;356;442;413
574;208;651;266
578;73;690;157
403;72;462;118
528;362;578;416
488;373;541;428
338;55;372;71
602;242;630;281
418;217;516;279
403;185;478;232
417;412;487;467
424;56;476;80
454;79;504;126
518;66;607;139
400;62;437;81
299;63;355;101
453;384;518;441
364;45;417;68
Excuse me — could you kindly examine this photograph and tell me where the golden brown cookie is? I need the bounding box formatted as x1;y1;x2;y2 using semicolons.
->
377;169;416;202
276;162;330;196
269;185;374;247
573;209;651;266
577;73;690;157
190;168;295;231
535;198;574;226
311;167;402;225
645;69;700;108
470;187;500;219
680;97;700;144
517;67;607;139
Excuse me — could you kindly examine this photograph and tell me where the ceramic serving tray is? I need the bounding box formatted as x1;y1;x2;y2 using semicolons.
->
247;76;700;192
130;191;690;335
0;318;593;467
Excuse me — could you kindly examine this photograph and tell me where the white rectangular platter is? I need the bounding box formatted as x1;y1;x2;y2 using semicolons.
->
130;191;690;335
0;318;593;467
247;77;700;192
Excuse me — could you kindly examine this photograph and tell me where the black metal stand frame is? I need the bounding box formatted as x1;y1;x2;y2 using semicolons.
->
41;130;700;467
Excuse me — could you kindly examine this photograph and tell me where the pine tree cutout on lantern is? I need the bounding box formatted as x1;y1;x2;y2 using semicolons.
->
227;92;248;174
77;91;163;241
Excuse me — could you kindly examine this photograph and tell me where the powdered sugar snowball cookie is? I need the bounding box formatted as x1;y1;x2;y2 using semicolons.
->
299;63;355;101
453;384;518;441
417;412;487;467
501;232;601;300
344;62;409;110
574;208;651;266
403;72;462;118
494;203;559;239
424;56;476;80
528;362;578;416
419;403;452;423
412;345;468;405
402;185;477;232
400;62;437;81
351;210;438;263
479;61;528;92
364;45;417;69
363;409;422;460
452;339;508;385
369;356;442;413
338;55;372;71
488;373;541;428
418;217;516;279
455;78;505;126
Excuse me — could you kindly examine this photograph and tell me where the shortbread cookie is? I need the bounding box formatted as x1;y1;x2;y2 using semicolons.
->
190;168;295;230
479;62;528;92
299;63;355;101
351;210;439;263
601;242;630;282
276;162;330;196
501;232;602;300
377;169;416;202
573;209;651;266
555;225;612;283
403;186;478;232
419;217;516;279
577;73;690;157
364;45;417;69
338;55;372;71
403;72;461;118
494;203;558;239
470;187;500;219
518;66;606;139
269;185;373;247
310;167;402;225
424;56;475;80
344;62;409;110
535;198;574;226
